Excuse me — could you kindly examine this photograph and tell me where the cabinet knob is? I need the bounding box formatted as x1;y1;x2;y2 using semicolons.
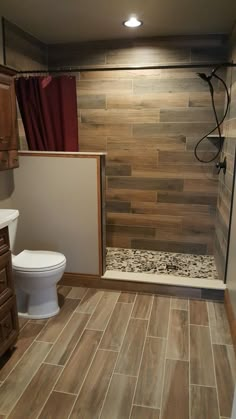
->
0;279;5;283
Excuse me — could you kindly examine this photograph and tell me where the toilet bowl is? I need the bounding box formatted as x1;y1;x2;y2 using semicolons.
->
6;209;67;319
13;250;66;319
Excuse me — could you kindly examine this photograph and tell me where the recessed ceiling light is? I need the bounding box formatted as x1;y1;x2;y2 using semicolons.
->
123;17;143;28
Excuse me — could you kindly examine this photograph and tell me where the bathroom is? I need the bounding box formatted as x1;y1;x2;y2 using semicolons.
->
0;1;236;418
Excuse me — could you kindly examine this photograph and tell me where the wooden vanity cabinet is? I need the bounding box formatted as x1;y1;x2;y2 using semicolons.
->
0;226;19;357
0;65;19;170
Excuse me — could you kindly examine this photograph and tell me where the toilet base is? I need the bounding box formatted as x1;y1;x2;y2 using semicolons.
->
16;285;60;319
18;307;60;320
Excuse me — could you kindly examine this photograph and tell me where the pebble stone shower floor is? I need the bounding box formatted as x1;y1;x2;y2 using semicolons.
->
106;247;219;280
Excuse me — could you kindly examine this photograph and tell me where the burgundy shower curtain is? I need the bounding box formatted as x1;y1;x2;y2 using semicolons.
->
15;76;79;151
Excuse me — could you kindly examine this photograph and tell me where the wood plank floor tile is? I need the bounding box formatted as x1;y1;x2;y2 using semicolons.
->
7;363;62;419
190;300;208;325
36;299;79;343
118;292;136;303
99;303;133;350
148;296;170;338
208;302;232;345
57;285;72;298
38;391;76;419
134;337;166;408
18;317;28;330
166;309;189;361
190;385;219;419
171;298;188;310
115;318;148;376
0;322;45;381
66;287;88;299
55;329;102;394
100;374;136;419
213;344;236;417
57;286;72;306
131;294;153;319
76;289;104;314
70;349;117;419
86;291;120;330
0;341;52;415
161;359;189;419
131;405;160;419
190;325;215;386
45;312;90;365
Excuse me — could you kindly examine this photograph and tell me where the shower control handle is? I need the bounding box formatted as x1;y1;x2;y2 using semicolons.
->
216;157;227;175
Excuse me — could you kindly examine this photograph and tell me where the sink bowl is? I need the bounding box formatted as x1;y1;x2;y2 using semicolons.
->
0;209;19;230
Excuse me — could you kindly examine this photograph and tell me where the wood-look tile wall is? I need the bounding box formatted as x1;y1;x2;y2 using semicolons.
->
4;19;48;150
66;38;227;254
4;19;48;71
13;31;229;255
215;28;236;280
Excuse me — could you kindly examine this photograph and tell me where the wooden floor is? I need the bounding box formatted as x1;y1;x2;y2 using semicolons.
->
0;286;235;419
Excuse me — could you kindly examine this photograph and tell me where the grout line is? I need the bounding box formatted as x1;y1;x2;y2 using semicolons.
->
190;383;217;388
53;389;77;396
98;293;139;419
207;301;221;419
128;293;155;419
97;348;119;353
159;296;172;418
65;291;122;419
130;316;150;320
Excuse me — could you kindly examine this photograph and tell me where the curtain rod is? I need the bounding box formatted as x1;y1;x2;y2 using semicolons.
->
16;62;236;74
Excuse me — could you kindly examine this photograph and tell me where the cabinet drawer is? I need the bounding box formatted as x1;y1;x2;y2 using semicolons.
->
0;151;8;170
0;226;9;255
0;295;19;356
8;150;19;169
0;251;13;305
0;136;11;150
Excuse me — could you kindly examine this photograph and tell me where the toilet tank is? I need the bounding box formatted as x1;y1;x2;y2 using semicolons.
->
2;210;19;251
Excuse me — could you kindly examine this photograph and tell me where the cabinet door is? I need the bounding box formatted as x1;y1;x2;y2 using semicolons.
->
0;73;18;151
0;251;13;306
0;295;19;357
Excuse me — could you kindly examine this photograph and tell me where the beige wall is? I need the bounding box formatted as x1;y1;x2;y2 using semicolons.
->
10;153;103;275
0;171;15;208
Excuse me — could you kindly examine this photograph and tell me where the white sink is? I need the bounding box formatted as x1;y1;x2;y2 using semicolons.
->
0;209;19;229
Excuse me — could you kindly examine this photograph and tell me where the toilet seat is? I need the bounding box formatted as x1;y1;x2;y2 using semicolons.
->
12;250;66;273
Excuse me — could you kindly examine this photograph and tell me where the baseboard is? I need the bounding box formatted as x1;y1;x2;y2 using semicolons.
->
59;272;224;300
59;272;101;286
224;289;236;354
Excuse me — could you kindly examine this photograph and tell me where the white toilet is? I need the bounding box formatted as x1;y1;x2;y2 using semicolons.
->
8;210;66;319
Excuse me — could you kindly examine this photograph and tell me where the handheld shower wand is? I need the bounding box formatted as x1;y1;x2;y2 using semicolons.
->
194;66;230;163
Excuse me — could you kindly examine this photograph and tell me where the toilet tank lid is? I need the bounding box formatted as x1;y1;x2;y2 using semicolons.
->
12;250;66;271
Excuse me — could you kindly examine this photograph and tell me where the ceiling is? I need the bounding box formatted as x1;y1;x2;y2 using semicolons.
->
1;0;236;44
